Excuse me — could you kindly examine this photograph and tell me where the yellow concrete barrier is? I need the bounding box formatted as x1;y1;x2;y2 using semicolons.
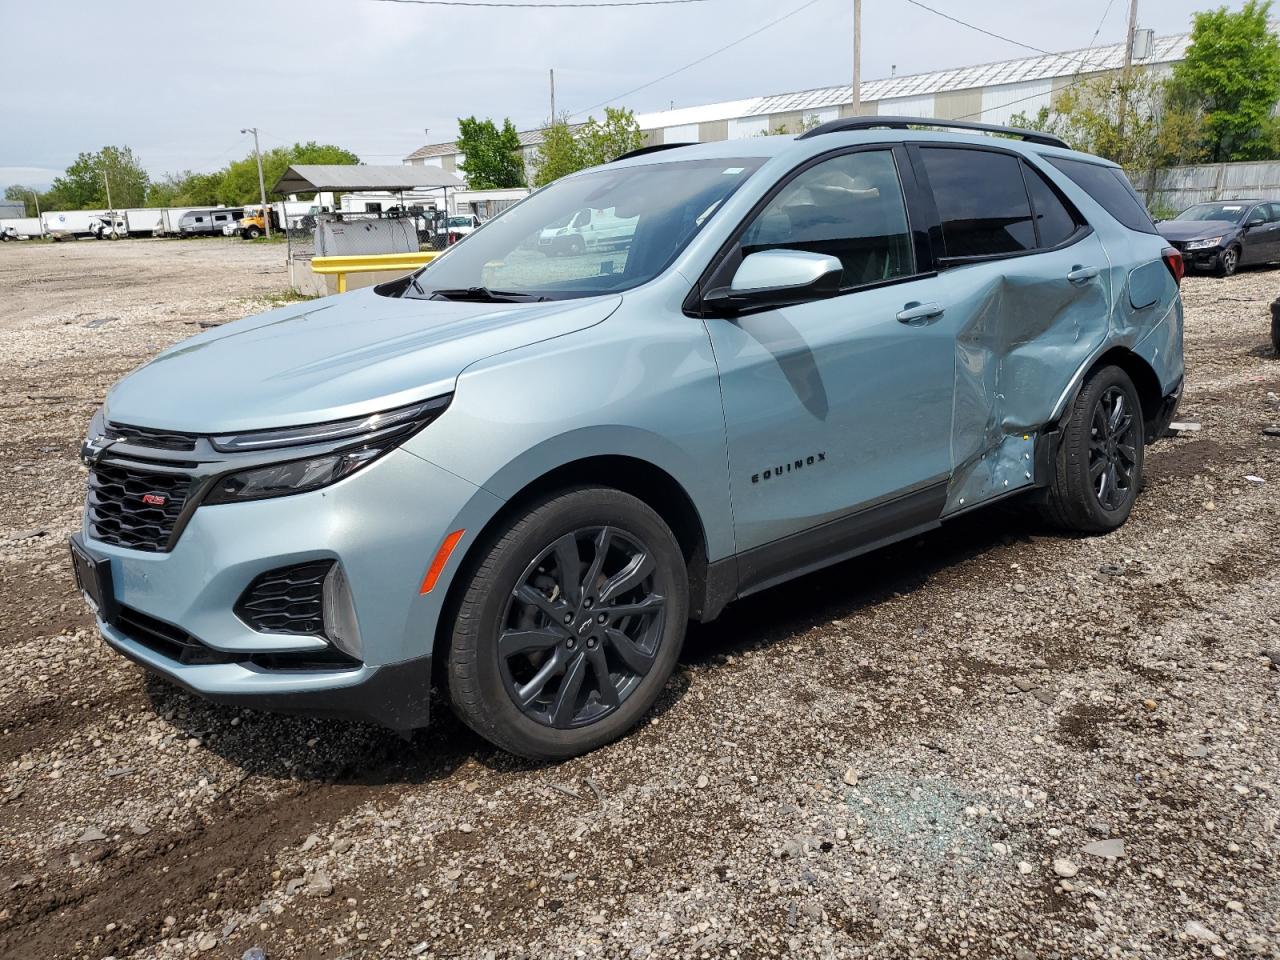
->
310;251;439;293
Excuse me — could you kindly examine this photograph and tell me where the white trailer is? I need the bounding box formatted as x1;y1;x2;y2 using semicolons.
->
0;217;42;240
43;210;106;240
123;208;164;236
156;207;235;236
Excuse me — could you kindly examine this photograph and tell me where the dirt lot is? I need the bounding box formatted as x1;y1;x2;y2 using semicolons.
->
0;237;1277;960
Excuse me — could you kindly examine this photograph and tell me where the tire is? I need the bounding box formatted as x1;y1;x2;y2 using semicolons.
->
1271;298;1280;354
1216;245;1240;277
446;486;688;760
1040;365;1145;534
568;236;585;256
245;226;262;240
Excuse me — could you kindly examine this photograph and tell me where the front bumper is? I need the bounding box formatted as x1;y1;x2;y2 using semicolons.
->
78;446;504;729
100;615;433;729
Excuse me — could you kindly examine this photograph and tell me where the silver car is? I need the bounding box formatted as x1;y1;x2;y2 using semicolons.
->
72;118;1185;759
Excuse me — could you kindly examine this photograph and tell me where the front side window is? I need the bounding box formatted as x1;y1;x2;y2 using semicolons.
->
921;147;1036;258
738;150;915;287
403;158;763;301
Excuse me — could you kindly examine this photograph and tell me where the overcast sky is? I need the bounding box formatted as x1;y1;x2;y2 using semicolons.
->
1;0;1239;190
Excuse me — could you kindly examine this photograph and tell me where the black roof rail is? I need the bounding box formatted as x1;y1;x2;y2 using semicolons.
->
796;115;1069;150
610;142;699;163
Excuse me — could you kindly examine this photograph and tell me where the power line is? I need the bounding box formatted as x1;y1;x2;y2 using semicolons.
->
900;0;1055;57
900;0;1109;72
569;0;827;117
368;0;711;7
956;0;1118;121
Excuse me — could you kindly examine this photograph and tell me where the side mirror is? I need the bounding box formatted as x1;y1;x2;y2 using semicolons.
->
707;250;843;311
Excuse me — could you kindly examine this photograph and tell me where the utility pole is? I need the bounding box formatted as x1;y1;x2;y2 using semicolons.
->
550;68;556;122
851;0;861;115
1123;0;1139;70
1117;0;1139;142
101;158;115;237
241;126;271;239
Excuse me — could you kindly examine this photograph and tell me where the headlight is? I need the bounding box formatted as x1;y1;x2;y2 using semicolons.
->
1184;237;1223;250
205;396;449;504
211;396;448;451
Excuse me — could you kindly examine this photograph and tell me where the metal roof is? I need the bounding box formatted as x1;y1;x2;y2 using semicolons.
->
403;28;1195;162
272;164;463;195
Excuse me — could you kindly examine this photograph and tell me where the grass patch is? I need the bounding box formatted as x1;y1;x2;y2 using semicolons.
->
250;288;318;309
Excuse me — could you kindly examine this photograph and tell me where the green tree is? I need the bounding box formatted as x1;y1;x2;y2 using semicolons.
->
455;117;526;189
45;145;149;209
147;171;224;207
531;117;586;187
1010;70;1206;169
219;141;359;205
1168;0;1280;161
577;107;647;166
3;184;42;217
219;146;293;205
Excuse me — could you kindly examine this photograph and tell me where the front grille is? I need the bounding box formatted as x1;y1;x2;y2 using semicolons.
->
235;561;333;636
105;422;198;452
116;606;236;665
88;463;193;552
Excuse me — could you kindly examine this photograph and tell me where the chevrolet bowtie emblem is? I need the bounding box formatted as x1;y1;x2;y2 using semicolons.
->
80;434;117;466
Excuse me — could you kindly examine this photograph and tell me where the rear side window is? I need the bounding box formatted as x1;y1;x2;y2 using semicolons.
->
1022;162;1083;248
920;148;1036;258
1045;157;1158;235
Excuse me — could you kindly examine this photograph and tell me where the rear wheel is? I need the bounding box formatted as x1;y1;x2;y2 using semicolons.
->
1041;365;1145;533
447;487;688;760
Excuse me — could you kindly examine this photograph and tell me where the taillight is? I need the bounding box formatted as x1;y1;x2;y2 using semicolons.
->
1162;246;1184;286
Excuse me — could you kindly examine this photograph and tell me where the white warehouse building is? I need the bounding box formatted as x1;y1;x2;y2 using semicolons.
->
405;28;1191;182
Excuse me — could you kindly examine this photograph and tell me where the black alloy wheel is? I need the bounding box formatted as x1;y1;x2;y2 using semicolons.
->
1089;385;1140;512
1040;365;1145;533
499;525;665;729
446;486;688;760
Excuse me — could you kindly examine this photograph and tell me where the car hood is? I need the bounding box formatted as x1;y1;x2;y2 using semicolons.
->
106;286;620;433
1157;219;1237;242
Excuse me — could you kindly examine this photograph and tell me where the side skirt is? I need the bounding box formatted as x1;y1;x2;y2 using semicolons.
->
698;479;948;620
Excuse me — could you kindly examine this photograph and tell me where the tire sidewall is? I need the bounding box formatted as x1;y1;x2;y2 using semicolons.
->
450;488;688;759
1059;366;1145;531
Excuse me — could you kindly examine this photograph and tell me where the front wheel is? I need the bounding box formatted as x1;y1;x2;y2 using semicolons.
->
1217;245;1240;277
1040;365;1145;533
446;487;688;760
245;226;262;240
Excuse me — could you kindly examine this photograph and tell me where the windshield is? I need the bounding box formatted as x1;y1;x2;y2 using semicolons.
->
403;157;763;301
1175;202;1250;222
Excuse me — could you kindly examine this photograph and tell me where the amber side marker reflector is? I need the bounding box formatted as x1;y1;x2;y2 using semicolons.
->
420;529;465;594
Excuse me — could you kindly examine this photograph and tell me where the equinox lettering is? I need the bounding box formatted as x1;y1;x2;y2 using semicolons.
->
752;452;826;484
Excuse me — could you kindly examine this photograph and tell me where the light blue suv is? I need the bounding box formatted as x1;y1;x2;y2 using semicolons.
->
72;118;1185;759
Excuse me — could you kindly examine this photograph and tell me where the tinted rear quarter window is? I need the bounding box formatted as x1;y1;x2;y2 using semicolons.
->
1022;163;1082;248
920;148;1036;258
1046;157;1158;235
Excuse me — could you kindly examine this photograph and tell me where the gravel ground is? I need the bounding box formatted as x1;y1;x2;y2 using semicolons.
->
0;238;1277;960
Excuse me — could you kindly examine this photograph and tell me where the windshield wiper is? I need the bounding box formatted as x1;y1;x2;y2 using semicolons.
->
427;286;550;303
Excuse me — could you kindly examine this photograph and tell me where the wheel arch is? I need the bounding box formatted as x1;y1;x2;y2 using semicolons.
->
431;454;723;684
1068;346;1166;443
